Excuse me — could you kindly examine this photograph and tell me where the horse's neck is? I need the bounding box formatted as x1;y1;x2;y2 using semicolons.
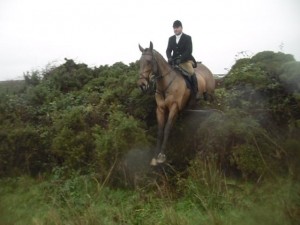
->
156;60;176;88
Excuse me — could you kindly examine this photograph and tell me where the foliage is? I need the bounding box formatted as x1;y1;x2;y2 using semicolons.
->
197;51;300;178
0;79;25;94
0;125;50;176
93;109;150;176
0;50;300;224
0;59;154;177
0;51;299;180
279;61;300;100
224;51;300;130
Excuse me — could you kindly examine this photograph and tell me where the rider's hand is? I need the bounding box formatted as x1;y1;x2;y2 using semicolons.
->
175;58;181;65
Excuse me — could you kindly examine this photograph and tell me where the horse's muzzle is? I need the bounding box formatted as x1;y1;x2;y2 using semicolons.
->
139;84;149;93
137;79;150;93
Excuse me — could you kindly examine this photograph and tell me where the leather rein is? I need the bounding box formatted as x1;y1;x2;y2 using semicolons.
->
139;51;175;96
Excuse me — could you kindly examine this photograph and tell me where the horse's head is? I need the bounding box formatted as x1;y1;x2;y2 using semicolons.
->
137;41;158;93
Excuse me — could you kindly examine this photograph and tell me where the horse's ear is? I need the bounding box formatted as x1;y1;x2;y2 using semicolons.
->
149;41;153;51
138;44;144;52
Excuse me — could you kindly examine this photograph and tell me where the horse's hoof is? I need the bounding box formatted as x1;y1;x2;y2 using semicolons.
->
156;153;166;164
150;158;157;166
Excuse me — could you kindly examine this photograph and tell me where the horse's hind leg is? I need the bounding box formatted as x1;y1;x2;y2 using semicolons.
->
203;92;208;101
205;92;215;103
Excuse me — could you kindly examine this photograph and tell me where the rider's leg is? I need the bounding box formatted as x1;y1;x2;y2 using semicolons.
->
180;61;200;100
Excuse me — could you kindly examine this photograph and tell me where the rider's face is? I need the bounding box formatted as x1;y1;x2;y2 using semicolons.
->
173;26;182;35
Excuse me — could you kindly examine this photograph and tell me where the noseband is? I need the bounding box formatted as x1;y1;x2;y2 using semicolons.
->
139;52;158;81
139;68;152;81
140;51;172;81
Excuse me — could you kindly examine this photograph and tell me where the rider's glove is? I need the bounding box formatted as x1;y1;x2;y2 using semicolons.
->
175;58;181;65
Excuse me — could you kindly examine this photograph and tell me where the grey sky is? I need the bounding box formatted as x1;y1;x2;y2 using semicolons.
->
0;0;299;81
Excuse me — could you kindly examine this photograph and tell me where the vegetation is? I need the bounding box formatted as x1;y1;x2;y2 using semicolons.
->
0;52;299;224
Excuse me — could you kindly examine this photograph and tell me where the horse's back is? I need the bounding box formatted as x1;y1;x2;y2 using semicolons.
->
195;63;215;93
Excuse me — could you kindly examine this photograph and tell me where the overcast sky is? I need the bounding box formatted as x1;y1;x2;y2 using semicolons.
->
0;0;299;81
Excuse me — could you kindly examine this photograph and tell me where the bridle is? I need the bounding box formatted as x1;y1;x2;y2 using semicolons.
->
139;51;172;81
138;68;152;82
139;50;176;96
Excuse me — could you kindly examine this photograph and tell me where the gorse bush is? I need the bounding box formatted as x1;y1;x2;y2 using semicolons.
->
93;109;150;176
0;59;154;177
42;58;95;93
224;51;300;129
0;125;48;176
181;109;283;179
0;51;299;183
196;51;300;179
0;52;300;225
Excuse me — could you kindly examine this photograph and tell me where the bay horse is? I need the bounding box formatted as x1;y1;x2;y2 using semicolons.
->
137;42;215;166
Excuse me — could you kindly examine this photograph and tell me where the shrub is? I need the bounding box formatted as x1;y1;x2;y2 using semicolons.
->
51;106;96;171
93;110;150;174
0;125;48;176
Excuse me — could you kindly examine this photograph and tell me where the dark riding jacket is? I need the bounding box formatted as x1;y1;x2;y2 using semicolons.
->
166;33;196;66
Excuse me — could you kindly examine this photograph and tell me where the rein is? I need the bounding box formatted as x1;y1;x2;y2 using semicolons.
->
139;50;176;97
139;69;152;81
143;51;175;97
154;69;176;97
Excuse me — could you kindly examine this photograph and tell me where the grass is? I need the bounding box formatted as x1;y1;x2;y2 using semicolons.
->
0;167;299;225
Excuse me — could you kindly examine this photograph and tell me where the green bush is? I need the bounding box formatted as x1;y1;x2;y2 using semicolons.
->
224;51;299;130
0;125;47;176
93;110;150;174
51;106;96;171
0;52;299;182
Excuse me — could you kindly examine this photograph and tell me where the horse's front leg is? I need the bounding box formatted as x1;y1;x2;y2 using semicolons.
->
150;105;166;166
156;103;179;164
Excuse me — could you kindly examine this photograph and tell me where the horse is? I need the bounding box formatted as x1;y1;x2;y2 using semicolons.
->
137;42;215;166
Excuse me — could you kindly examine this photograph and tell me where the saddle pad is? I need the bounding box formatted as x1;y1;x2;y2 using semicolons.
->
173;66;192;90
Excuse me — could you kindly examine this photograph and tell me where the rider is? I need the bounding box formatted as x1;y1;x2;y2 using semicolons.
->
166;20;200;100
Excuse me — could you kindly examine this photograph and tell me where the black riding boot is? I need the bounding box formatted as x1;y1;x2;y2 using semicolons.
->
191;74;200;100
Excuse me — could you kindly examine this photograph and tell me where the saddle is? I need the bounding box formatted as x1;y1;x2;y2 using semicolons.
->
173;65;193;90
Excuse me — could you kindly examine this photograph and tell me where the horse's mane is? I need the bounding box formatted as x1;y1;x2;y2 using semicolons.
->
152;49;168;64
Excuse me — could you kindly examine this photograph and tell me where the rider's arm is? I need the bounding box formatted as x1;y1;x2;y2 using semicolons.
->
180;35;193;63
166;37;173;60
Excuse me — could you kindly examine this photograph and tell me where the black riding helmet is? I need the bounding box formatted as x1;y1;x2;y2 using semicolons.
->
173;20;182;28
